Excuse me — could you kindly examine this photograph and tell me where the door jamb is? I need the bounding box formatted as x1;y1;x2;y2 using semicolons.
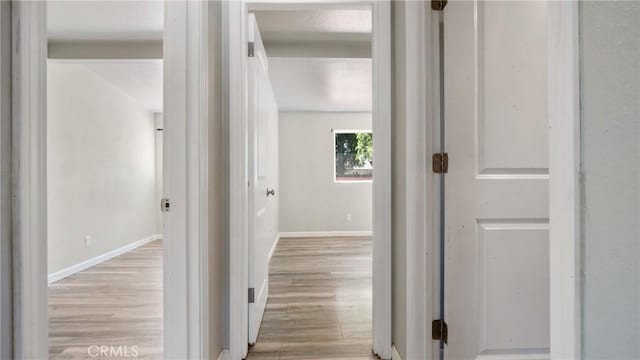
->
548;2;581;359
163;1;214;358
225;1;249;358
10;1;214;358
11;2;48;357
371;1;392;358
401;2;440;359
225;1;393;359
0;2;11;358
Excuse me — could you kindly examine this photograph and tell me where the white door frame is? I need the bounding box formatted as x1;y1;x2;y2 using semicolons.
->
0;2;11;358
11;2;48;357
163;1;216;358
9;1;216;358
401;2;440;360
225;1;392;359
548;2;581;359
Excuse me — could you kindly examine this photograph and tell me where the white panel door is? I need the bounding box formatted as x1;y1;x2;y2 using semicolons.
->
444;2;549;359
248;13;279;345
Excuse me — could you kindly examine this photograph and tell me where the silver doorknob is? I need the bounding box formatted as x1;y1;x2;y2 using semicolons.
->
266;188;275;197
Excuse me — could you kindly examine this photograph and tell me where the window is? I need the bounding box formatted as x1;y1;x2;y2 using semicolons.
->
334;130;373;182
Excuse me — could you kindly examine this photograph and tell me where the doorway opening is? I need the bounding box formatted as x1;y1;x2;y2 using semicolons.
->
46;2;164;358
228;1;391;359
246;10;374;357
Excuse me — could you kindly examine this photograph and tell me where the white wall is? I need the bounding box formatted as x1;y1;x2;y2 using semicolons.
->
47;62;158;275
580;2;640;358
279;112;372;233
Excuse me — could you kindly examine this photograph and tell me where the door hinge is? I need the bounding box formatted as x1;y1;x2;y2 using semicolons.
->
161;198;171;212
432;319;448;344
432;153;449;173
248;288;255;304
431;0;447;11
248;42;255;57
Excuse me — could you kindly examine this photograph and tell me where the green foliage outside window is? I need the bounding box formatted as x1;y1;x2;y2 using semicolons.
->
335;131;373;180
355;132;373;166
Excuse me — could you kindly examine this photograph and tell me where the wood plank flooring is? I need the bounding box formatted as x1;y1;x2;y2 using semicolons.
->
48;237;373;359
247;236;376;360
48;240;163;359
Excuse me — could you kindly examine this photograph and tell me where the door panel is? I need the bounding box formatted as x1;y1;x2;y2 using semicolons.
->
248;13;279;345
476;1;548;176
444;1;549;359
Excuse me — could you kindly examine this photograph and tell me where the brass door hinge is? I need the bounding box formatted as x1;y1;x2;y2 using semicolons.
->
432;319;448;344
432;153;448;173
432;0;447;11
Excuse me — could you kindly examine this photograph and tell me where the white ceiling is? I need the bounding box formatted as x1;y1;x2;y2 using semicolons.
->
268;58;371;112
48;1;163;112
80;60;163;113
256;9;373;112
47;2;370;113
47;1;163;40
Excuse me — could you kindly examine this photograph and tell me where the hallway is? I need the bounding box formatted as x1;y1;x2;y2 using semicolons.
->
247;236;375;360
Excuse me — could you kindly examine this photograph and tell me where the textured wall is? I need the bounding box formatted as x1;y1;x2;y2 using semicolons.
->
580;2;640;358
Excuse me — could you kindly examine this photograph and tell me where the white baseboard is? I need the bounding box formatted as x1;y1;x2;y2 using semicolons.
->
278;231;372;238
268;233;280;261
48;234;163;284
392;345;403;360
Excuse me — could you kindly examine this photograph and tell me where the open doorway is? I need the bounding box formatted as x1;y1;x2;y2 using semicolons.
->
45;2;164;358
240;5;381;359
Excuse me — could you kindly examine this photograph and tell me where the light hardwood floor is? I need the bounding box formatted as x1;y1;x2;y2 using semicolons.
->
48;240;163;359
247;236;377;360
48;237;373;359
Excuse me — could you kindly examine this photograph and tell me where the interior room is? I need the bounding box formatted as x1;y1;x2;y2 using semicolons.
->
45;2;164;358
245;7;375;359
4;1;640;360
